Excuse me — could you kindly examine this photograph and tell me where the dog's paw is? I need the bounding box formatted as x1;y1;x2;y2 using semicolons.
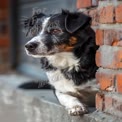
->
67;105;88;116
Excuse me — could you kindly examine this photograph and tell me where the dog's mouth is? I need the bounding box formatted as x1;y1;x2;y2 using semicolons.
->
25;48;59;57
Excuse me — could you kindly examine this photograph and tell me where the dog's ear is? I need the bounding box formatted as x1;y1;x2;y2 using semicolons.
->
23;13;45;37
24;13;45;29
65;12;91;33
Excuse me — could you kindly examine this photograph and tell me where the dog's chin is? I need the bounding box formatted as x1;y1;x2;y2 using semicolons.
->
26;50;58;58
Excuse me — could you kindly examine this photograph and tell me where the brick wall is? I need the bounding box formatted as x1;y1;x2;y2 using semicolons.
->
0;1;10;73
77;0;122;118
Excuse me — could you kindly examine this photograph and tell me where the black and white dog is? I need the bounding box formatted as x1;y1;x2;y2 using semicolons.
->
24;10;99;116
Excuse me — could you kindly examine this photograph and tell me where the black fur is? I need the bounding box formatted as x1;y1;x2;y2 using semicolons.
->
65;26;98;85
19;81;52;89
40;57;57;71
64;11;91;33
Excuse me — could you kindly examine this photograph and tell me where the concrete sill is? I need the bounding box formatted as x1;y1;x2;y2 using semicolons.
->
0;74;121;122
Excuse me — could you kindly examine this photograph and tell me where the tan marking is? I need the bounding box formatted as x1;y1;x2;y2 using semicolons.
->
69;36;78;46
57;36;78;52
58;44;74;52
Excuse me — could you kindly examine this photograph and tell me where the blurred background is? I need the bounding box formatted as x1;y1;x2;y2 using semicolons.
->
0;0;77;81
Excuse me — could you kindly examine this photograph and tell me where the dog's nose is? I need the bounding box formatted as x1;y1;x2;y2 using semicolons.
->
25;42;38;51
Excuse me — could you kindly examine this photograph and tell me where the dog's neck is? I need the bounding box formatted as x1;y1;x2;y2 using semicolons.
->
40;52;80;71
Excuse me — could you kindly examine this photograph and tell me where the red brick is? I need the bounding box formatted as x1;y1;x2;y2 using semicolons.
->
104;96;113;110
0;38;9;47
96;50;101;67
113;98;122;113
96;29;122;46
116;73;122;93
76;0;92;9
0;1;8;8
88;8;99;26
115;4;122;23
96;71;115;91
96;29;104;45
96;92;122;117
99;5;115;23
104;30;122;46
117;40;122;46
104;30;117;45
96;46;122;69
103;94;122;118
116;50;122;68
96;93;104;111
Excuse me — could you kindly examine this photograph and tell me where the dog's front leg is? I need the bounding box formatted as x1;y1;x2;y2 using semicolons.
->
55;90;88;116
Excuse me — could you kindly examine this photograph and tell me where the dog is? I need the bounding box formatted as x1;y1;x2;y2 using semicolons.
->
24;10;99;116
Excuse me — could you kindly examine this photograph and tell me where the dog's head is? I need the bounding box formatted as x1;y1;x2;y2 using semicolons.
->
24;10;92;57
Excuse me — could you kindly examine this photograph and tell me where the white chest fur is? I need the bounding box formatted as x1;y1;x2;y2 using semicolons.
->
46;70;77;93
47;70;99;92
46;52;99;93
46;52;79;70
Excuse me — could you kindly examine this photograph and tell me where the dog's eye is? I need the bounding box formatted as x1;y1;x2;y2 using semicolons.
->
50;29;62;34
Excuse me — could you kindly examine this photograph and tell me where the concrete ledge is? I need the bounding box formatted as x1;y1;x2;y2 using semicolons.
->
0;74;121;122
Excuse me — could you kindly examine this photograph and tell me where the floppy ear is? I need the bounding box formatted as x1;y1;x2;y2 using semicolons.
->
24;13;45;29
23;13;45;37
65;12;91;33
